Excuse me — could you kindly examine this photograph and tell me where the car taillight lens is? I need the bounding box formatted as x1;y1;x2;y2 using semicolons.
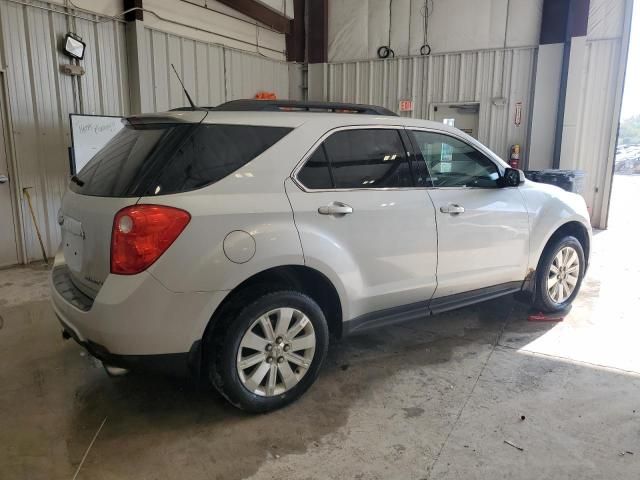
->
111;205;191;275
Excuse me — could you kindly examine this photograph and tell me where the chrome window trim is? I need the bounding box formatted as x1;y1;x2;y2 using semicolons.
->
291;124;511;193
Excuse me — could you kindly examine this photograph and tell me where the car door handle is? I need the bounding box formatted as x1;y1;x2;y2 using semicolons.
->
0;174;8;184
440;204;465;215
318;202;353;216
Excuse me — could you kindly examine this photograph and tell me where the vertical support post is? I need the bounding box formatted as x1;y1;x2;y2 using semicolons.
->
308;0;328;64
124;0;145;114
125;20;145;114
528;0;590;170
286;0;305;63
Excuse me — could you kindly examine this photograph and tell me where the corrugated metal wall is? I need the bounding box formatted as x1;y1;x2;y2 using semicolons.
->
139;27;295;112
313;47;537;161
0;0;129;262
0;0;299;264
565;38;624;228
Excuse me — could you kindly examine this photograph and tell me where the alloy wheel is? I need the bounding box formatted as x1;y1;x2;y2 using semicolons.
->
547;246;580;304
236;307;316;397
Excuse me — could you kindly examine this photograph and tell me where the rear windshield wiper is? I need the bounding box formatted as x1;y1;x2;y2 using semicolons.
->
71;175;85;187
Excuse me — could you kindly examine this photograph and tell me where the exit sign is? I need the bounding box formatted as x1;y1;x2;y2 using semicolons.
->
399;100;413;112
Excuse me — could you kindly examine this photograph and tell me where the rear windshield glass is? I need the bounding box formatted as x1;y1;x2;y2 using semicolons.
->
70;123;292;197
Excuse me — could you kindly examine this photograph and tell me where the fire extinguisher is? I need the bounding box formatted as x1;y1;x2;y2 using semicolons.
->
510;144;520;169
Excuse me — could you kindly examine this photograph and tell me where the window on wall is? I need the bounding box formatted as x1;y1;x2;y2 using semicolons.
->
410;131;500;188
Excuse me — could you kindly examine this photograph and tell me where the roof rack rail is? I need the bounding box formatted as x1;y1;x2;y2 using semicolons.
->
216;99;398;116
170;100;397;116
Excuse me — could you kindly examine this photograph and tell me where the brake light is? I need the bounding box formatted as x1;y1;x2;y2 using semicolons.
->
111;205;191;275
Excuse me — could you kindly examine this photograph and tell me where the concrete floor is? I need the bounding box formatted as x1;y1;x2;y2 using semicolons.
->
1;175;639;480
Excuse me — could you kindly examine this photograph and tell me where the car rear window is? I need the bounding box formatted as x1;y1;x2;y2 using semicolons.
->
70;123;292;197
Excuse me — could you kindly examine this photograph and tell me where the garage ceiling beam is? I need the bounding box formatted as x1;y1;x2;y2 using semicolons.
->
216;0;291;34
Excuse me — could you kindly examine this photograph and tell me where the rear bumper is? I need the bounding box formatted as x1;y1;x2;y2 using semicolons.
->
57;317;200;377
49;251;227;373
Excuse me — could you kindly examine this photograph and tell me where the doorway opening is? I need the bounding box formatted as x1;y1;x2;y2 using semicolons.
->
430;103;480;139
611;0;640;234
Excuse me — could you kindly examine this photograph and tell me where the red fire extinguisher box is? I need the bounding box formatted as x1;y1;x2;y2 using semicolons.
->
510;144;521;169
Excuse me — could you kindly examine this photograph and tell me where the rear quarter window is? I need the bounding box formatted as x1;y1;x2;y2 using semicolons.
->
71;124;190;197
71;123;291;197
148;124;292;195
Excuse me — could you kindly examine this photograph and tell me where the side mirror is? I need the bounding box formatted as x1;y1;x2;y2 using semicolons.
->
499;168;524;187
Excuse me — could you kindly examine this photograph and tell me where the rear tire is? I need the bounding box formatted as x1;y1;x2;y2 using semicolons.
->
208;291;329;413
533;235;585;313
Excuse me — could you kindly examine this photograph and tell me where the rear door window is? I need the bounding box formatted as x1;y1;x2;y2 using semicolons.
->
296;145;333;190
71;123;291;197
322;129;413;189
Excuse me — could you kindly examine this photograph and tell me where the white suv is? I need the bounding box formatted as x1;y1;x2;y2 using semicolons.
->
51;100;591;412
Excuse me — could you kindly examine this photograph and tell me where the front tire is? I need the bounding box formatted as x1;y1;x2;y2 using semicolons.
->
209;291;329;413
533;235;585;313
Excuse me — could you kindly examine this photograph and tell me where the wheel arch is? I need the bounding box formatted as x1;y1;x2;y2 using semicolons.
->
201;265;344;365
537;220;591;270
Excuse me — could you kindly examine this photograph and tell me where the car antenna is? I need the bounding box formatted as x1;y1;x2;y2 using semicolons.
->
170;63;197;109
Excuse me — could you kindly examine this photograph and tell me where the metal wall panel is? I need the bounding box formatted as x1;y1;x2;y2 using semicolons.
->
0;0;129;262
328;0;543;61
140;27;293;112
224;48;290;100
568;38;624;227
0;4;299;264
320;47;537;161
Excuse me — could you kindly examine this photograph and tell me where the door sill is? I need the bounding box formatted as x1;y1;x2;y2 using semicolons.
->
428;281;523;315
343;281;523;336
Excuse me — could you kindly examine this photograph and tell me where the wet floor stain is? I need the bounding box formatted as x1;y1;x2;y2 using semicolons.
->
402;407;425;418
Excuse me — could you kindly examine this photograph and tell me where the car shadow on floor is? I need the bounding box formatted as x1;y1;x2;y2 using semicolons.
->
62;296;556;479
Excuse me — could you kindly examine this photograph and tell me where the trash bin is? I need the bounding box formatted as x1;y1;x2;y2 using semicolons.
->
524;169;585;194
524;170;539;182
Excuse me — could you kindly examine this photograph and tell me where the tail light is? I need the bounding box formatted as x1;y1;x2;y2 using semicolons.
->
111;205;191;275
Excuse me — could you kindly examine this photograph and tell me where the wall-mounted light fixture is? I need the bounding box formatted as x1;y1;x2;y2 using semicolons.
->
63;33;86;60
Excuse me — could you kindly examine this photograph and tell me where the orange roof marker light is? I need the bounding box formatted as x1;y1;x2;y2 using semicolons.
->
254;91;277;100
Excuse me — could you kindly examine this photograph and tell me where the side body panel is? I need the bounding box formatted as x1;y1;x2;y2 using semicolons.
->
285;179;438;323
50;251;227;355
143;128;313;296
134;126;320;343
427;187;530;297
519;181;592;268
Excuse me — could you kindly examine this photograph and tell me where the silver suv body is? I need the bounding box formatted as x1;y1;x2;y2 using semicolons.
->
51;101;591;411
